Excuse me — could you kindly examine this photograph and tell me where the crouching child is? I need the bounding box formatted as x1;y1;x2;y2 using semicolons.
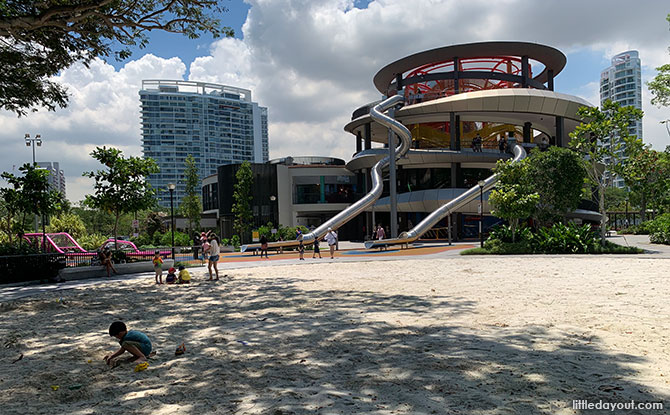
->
104;321;152;367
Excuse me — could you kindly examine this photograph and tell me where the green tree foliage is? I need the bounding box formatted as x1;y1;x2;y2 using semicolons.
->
1;164;64;248
0;0;233;116
527;147;587;226
569;100;644;243
231;161;253;243
83;147;159;248
648;14;670;107
179;155;202;234
0;185;21;243
144;211;167;237
620;147;670;220
604;186;629;211
489;159;539;242
71;205;115;235
46;212;87;239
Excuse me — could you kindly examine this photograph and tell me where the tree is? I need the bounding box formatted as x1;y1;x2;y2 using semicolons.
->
83;147;159;249
0;185;21;243
569;100;644;243
179;154;202;235
527;147;587;226
144;211;166;237
1;163;64;249
231;161;253;243
46;212;87;239
648;14;670;107
0;0;233;116
489;159;539;242
604;186;629;211
620;147;670;219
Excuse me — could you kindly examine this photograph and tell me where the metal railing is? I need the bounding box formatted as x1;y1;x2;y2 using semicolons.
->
0;253;66;284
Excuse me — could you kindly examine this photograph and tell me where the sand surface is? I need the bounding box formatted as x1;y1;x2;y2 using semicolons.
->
1;256;669;414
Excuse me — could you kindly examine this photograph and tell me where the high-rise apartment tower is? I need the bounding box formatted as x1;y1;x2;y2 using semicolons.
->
140;80;269;207
599;51;643;187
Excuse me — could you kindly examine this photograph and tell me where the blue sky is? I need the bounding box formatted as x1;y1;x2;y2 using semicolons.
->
2;0;669;202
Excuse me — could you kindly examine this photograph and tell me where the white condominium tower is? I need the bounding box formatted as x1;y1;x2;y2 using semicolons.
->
599;51;642;187
140;80;269;208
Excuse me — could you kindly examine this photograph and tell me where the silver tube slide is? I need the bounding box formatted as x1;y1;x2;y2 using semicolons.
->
241;94;412;253
364;141;527;249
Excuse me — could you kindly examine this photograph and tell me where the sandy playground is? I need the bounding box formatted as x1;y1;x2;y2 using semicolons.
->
0;256;669;414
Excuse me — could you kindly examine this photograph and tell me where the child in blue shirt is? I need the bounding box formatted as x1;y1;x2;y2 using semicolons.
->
104;321;152;366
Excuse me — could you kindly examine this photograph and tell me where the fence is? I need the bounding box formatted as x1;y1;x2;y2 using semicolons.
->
0;253;66;284
63;246;204;268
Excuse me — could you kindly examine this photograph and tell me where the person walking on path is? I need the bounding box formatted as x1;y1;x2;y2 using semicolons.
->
324;227;338;259
207;233;220;281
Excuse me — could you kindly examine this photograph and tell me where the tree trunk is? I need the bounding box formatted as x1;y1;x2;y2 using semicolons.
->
114;212;120;250
640;194;647;222
511;218;518;243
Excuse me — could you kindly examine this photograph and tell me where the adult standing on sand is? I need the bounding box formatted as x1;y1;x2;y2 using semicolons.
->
324;227;337;259
207;233;220;280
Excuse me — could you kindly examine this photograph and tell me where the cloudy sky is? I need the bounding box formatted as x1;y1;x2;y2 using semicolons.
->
3;0;670;203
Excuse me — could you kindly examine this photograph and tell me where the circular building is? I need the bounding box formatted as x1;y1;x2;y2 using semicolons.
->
344;41;594;240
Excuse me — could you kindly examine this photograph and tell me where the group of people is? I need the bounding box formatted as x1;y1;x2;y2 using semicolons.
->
152;251;192;285
298;227;339;260
199;231;221;280
149;230;221;285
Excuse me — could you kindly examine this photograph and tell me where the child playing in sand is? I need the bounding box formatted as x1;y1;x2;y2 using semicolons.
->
104;321;152;366
153;251;163;284
178;265;191;284
165;267;177;284
298;240;305;260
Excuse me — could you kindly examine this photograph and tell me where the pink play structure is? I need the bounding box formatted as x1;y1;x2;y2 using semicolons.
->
22;233;171;261
23;232;88;253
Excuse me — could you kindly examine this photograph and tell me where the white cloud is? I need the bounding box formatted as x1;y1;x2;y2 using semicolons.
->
1;55;186;202
2;0;670;203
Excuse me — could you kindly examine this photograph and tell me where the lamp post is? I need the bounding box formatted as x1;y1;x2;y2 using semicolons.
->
269;195;277;226
168;183;176;260
478;180;486;248
25;133;42;232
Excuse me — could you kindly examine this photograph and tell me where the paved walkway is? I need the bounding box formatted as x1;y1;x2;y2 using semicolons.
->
1;235;667;303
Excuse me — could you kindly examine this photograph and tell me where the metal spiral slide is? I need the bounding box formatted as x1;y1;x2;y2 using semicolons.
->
241;94;412;252
365;141;527;249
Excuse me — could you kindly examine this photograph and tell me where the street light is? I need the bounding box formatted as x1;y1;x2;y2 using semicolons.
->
478;180;486;248
25;133;42;164
168;183;176;260
25;134;43;233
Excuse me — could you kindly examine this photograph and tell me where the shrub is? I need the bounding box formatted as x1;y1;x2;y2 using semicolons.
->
0;241;40;256
488;224;531;243
230;235;241;249
77;233;109;251
528;222;597;254
469;222;640;255
159;231;192;247
648;214;670;245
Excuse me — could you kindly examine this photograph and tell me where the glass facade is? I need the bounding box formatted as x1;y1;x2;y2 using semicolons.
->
140;80;268;207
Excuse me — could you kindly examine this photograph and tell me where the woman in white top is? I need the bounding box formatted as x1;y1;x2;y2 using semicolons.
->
207;234;221;280
324;227;337;259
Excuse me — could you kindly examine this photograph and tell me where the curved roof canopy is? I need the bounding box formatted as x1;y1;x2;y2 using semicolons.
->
344;88;592;144
373;41;567;94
